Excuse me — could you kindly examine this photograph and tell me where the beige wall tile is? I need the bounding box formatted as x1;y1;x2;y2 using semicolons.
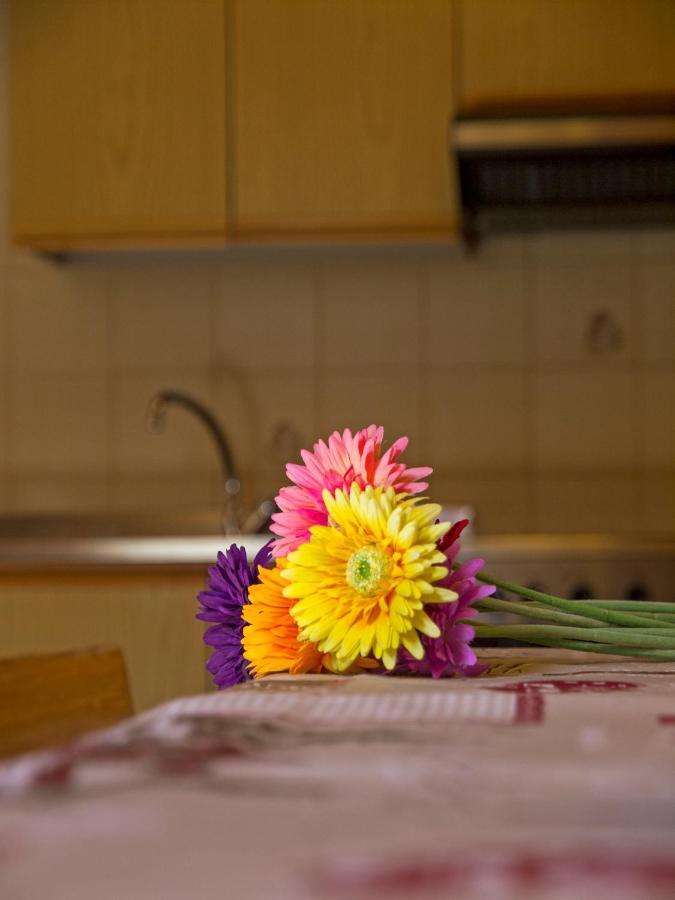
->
0;45;6;499
0;255;6;473
636;474;675;535
246;370;315;482
639;372;675;468
5;475;108;513
213;366;315;492
110;262;212;371
7;371;109;474
109;474;219;512
533;474;635;534
319;260;419;367
0;370;6;508
0;377;6;490
430;472;530;534
637;264;675;364
211;366;261;471
213;260;315;369
0;0;7;250
111;371;217;475
530;230;635;265
6;259;109;371
635;228;675;262
427;372;528;469
534;372;634;468
317;370;422;462
0;256;6;368
427;260;526;366
533;265;632;364
460;234;527;266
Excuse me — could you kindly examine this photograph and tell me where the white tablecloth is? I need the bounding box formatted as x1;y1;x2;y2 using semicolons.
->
1;650;675;899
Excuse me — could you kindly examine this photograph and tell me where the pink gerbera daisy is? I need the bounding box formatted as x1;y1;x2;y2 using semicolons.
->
269;425;432;558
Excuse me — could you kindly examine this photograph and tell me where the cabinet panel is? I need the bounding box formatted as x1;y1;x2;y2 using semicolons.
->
458;0;675;114
232;0;456;235
11;0;226;244
0;570;210;712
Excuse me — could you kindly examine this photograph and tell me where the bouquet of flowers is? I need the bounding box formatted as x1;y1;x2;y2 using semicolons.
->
198;426;675;688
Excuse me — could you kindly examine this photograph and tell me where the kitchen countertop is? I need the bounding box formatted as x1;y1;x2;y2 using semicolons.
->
0;518;672;571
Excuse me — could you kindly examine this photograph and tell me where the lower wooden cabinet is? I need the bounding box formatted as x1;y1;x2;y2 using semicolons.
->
0;569;211;713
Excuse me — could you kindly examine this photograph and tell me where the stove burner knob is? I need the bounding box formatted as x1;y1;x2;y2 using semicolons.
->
625;582;650;601
570;583;594;600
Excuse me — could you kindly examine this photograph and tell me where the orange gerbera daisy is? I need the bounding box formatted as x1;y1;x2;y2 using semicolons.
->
242;561;325;678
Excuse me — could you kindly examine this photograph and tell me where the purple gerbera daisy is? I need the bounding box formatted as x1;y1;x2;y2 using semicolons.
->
196;541;272;688
397;520;495;679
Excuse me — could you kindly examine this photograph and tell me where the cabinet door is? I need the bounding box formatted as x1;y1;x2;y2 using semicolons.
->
0;570;210;712
457;0;675;114
231;0;456;236
11;0;226;247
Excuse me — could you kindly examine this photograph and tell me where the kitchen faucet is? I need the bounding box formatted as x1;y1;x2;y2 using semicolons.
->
146;389;248;534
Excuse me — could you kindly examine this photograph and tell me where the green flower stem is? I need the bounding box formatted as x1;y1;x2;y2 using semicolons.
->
475;596;608;628
543;607;675;625
545;600;675;625
476;571;672;630
473;622;675;650
565;600;675;615
477;631;675;662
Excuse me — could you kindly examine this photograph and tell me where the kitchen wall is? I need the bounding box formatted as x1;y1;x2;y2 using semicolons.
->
0;4;673;536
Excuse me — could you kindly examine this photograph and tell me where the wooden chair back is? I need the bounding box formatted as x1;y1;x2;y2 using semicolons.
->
0;646;133;759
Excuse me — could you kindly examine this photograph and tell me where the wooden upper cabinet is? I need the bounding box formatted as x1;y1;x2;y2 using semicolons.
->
10;0;226;247
230;0;456;236
457;0;675;115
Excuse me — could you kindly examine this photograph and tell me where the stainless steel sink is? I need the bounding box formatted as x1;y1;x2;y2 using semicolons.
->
0;509;271;569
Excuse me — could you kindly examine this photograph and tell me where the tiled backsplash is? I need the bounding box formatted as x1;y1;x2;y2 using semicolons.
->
0;236;672;535
0;5;672;535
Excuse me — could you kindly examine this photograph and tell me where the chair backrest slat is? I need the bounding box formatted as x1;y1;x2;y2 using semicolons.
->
0;646;133;759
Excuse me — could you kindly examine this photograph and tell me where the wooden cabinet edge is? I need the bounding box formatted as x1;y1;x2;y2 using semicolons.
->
458;92;675;118
10;231;231;253
229;228;459;247
12;226;460;253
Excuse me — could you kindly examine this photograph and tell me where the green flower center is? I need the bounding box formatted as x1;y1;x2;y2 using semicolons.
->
346;546;391;597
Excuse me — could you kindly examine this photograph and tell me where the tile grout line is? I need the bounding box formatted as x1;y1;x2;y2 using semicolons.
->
104;267;120;510
521;236;537;531
416;259;431;467
310;261;324;444
0;252;7;511
102;266;114;510
2;253;16;510
206;263;223;501
629;232;642;525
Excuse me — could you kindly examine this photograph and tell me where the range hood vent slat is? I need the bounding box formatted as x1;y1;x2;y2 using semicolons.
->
452;112;675;244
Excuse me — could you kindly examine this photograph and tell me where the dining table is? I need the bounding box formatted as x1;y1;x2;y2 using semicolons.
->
1;649;674;899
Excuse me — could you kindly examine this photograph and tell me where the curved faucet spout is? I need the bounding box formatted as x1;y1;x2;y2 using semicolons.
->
146;390;241;532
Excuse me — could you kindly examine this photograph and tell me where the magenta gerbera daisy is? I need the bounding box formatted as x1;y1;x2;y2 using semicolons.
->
269;425;432;558
396;520;496;678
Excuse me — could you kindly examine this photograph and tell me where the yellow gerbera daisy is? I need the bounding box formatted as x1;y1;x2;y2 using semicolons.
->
243;561;325;678
282;484;458;671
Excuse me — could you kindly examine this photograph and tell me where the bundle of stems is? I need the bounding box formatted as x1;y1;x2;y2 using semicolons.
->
470;572;675;661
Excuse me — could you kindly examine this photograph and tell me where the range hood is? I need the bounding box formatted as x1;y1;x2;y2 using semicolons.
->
451;108;675;245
